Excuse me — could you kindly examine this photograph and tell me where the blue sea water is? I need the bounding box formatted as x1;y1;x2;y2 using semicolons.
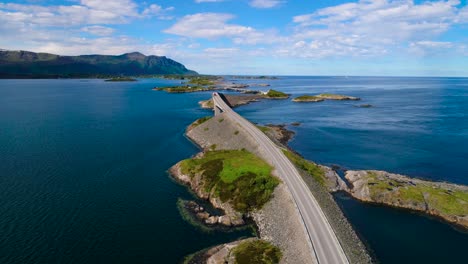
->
0;79;252;264
0;77;467;263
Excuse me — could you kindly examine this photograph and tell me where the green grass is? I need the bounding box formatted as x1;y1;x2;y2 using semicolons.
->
218;118;224;123
265;89;288;98
188;77;215;86
366;171;468;215
156;84;215;93
179;150;279;212
191;116;211;128
256;125;270;133
293;95;324;101
233;240;282;264
282;149;325;185
234;130;239;135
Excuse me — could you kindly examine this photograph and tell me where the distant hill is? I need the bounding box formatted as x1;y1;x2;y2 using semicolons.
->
0;49;197;78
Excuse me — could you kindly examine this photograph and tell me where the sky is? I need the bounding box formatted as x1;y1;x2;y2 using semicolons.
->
1;0;468;76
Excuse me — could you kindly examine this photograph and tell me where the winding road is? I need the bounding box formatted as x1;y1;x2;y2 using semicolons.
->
213;92;349;264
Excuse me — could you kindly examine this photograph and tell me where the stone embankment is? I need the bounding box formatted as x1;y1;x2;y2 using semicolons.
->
175;114;316;264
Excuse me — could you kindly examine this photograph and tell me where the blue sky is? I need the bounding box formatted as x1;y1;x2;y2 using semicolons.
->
1;0;468;76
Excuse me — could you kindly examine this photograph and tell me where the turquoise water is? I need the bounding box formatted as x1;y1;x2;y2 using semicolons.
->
0;77;467;263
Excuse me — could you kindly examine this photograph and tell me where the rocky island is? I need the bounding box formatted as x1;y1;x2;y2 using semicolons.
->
198;90;289;109
171;102;372;264
345;170;468;228
293;93;360;102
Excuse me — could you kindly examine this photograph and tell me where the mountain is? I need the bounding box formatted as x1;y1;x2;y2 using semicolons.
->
0;50;197;78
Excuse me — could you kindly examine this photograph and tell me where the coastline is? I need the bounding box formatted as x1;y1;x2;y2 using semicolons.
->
169;106;373;263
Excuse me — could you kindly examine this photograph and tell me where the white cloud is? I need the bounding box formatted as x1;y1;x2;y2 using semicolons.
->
288;0;466;58
164;12;282;44
142;4;174;19
81;26;115;36
409;40;454;56
164;13;254;39
249;0;283;9
195;0;226;2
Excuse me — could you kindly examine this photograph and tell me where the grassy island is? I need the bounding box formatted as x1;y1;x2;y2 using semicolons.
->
153;76;218;93
233;240;282;264
346;170;468;228
105;77;137;82
153;85;214;93
265;89;288;99
293;93;360;102
292;95;325;102
180;149;279;212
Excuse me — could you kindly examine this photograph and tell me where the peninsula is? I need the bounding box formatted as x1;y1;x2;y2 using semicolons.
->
0;49;196;78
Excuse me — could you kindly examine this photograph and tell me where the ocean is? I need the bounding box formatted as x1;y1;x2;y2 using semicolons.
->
0;77;466;263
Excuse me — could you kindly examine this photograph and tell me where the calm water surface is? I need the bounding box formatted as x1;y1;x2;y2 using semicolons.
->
0;77;467;263
235;76;468;263
0;79;251;264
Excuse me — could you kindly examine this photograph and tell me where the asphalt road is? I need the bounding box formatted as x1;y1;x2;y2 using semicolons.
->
213;92;349;264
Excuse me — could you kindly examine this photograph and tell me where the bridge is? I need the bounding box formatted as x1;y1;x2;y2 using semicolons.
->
212;92;349;264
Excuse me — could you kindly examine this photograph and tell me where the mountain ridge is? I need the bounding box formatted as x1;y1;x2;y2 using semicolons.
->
0;49;197;78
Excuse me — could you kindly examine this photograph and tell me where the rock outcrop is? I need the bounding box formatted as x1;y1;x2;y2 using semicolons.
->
199;94;263;109
345;170;468;228
177;114;317;264
170;162;245;226
293;94;360;102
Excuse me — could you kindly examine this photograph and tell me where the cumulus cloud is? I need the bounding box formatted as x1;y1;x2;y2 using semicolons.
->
81;26;115;36
249;0;284;9
288;0;466;58
164;13;283;45
164;13;254;38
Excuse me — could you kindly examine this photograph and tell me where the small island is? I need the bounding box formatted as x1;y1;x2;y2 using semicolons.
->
153;76;217;93
345;170;468;228
293;93;360;102
264;89;289;99
105;77;138;82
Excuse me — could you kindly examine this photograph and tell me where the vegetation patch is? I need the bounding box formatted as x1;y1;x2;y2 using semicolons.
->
105;77;137;82
233;240;282;264
365;171;468;216
265;89;288;98
189;116;211;130
153;85;214;93
282;149;325;185
188;77;215;86
256;125;271;133
179;150;279;212
292;95;325;102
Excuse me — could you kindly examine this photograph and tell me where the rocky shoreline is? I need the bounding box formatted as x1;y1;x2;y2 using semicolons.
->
172;114;317;263
345;170;468;229
170;162;245;227
292;94;360;102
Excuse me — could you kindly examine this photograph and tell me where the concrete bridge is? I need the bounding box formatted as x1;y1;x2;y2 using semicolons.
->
212;92;349;264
